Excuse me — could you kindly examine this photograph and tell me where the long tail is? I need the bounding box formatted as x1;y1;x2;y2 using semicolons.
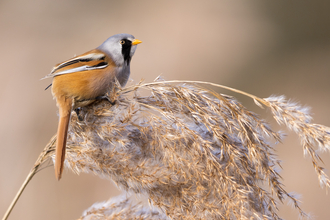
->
55;97;72;180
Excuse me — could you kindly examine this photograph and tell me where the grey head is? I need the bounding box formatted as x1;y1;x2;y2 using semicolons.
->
97;33;142;67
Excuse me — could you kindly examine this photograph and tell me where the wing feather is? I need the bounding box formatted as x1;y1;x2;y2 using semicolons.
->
42;50;108;79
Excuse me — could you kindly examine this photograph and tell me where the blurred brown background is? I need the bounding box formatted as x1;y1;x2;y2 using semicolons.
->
1;0;330;219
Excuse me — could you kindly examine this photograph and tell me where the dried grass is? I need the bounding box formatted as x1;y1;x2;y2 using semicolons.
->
78;195;169;220
3;79;330;220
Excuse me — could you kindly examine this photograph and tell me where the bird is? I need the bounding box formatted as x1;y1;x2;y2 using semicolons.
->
43;33;142;180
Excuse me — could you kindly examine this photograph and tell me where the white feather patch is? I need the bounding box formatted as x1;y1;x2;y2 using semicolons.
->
52;63;108;76
41;53;107;79
55;53;105;70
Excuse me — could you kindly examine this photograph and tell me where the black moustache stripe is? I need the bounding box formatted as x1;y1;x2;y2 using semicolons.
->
121;39;132;65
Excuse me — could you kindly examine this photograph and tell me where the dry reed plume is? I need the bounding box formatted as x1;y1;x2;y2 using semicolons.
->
3;79;330;220
78;195;169;220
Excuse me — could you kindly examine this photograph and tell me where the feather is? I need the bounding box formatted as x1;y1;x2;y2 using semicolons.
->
55;97;73;180
41;51;107;79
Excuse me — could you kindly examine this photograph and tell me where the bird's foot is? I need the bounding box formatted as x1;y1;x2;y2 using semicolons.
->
74;107;84;121
95;95;116;105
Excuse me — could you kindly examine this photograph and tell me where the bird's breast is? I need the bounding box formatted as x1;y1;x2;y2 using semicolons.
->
115;65;130;87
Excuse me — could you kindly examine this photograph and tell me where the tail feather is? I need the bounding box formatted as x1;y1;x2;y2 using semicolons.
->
55;97;72;180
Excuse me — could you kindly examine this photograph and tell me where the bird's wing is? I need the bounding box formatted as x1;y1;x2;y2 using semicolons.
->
42;49;108;79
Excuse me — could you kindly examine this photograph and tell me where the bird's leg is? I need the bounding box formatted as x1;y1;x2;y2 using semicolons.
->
95;88;117;105
74;107;84;121
96;86;119;105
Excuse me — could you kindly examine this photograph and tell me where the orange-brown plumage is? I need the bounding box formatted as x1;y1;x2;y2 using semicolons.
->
51;50;117;105
45;34;142;180
52;50;118;180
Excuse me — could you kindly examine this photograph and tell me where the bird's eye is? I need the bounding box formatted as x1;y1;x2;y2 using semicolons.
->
120;40;125;45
